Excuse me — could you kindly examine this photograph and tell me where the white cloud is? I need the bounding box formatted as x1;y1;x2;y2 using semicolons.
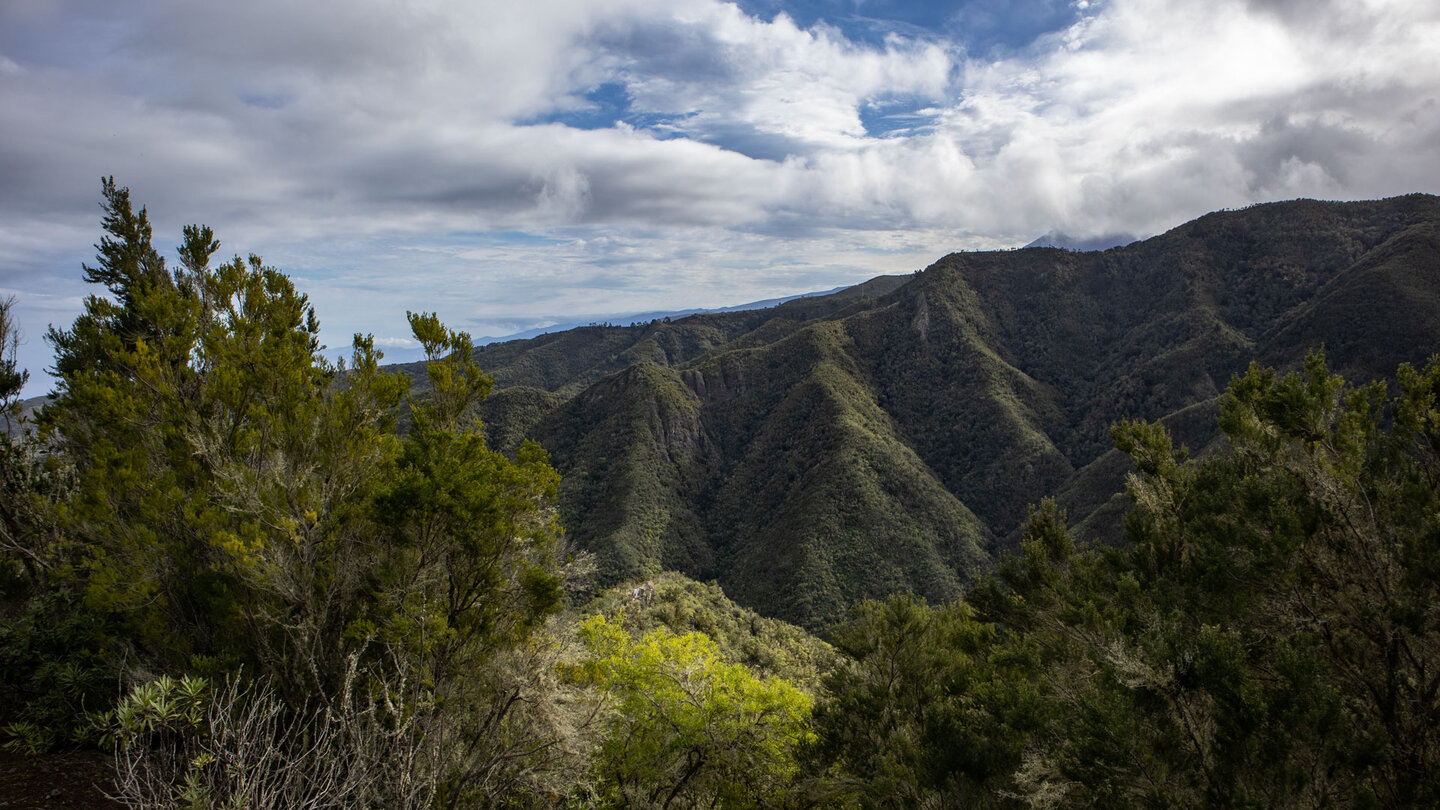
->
582;2;955;149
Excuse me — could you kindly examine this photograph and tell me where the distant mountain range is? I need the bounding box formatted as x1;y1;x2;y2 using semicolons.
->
471;283;871;345
395;194;1440;629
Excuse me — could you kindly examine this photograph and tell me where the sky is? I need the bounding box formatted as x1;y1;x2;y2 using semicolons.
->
2;0;1439;396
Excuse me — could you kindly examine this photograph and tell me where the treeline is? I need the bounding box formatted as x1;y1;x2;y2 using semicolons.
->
2;183;1438;807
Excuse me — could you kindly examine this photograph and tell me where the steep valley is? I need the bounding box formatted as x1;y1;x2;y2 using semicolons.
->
396;194;1440;629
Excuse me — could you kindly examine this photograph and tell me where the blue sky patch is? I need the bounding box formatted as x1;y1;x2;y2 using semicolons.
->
860;94;942;138
529;82;698;139
533;82;632;130
731;0;1086;51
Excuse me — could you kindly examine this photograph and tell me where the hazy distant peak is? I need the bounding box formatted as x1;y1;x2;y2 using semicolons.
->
474;280;893;345
1024;231;1139;251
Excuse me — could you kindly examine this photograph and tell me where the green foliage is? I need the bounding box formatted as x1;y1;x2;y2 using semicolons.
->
111;673;210;738
584;572;839;694
3;181;574;805
808;352;1440;809
0;294;26;428
0;591;117;753
1009;353;1439;808
375;313;563;665
1;280;99;756
1;294;72;597
810;593;1044;809
365;314;573;806
40;181;411;686
575;612;814;808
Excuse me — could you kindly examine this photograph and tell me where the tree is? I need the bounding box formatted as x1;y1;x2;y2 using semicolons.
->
1;295;106;756
575;612;814;808
809;593;1043;809
981;353;1440;809
370;311;569;807
42;179;408;682
0;294;25;430
809;353;1440;809
24;179;578;802
0;293;50;589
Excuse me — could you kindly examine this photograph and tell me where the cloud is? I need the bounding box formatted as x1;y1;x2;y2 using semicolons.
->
0;0;1436;397
582;2;956;152
5;0;1432;240
895;0;1440;235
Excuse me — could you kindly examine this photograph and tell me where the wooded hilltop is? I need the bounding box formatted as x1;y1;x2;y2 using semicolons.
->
1;183;1437;807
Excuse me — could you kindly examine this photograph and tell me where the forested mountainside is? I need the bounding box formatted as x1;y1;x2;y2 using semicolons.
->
401;194;1440;629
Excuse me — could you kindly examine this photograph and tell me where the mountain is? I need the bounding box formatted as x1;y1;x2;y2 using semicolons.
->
470;283;885;345
3;394;48;438
405;195;1440;630
1023;230;1139;251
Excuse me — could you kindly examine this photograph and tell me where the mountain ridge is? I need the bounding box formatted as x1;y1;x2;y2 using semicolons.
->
405;194;1440;629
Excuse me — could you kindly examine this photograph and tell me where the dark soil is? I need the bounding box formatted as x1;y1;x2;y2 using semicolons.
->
0;750;123;810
